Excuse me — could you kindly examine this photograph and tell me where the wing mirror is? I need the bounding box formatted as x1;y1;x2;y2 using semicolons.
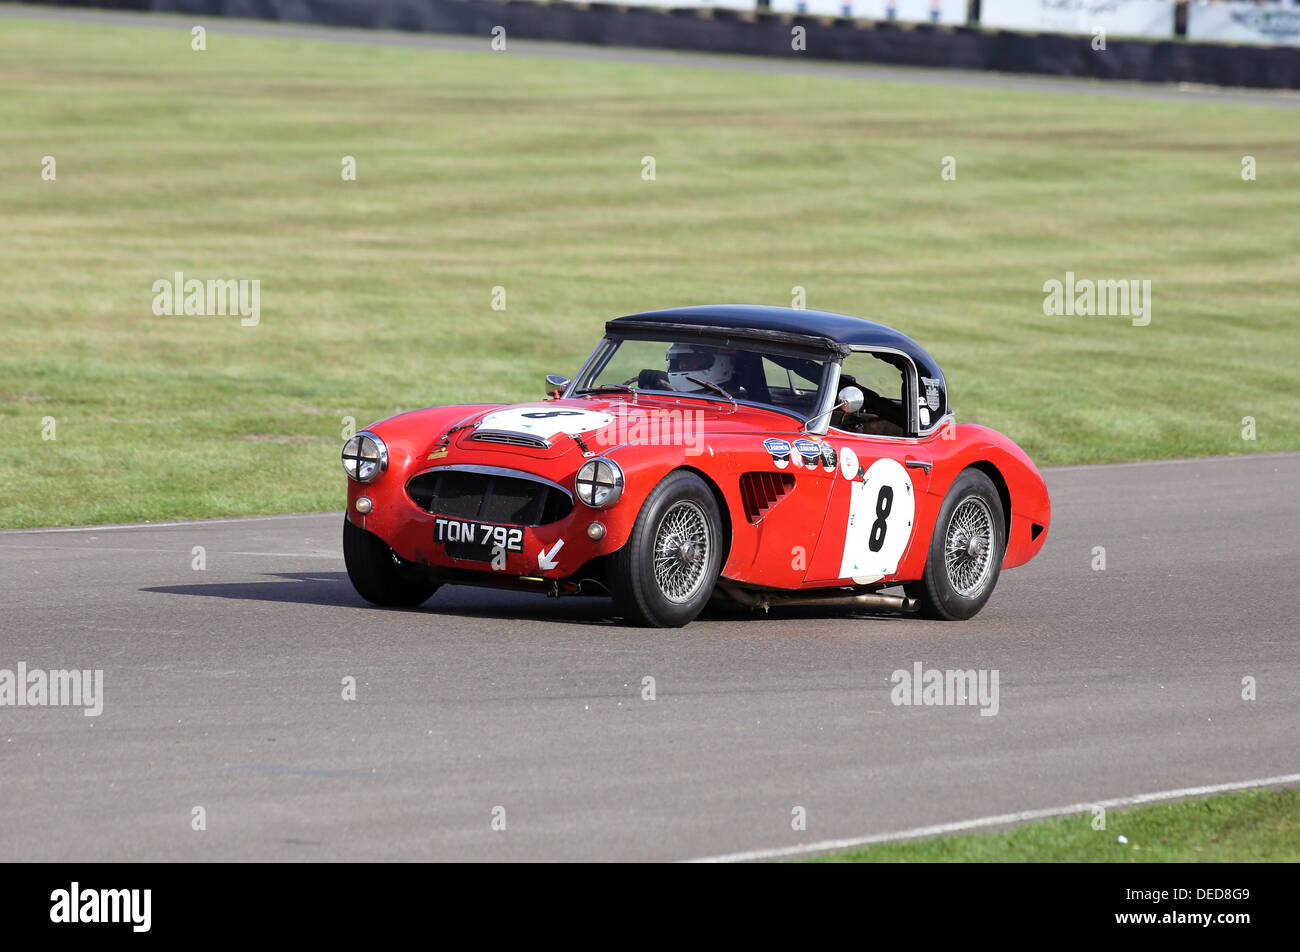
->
837;386;865;414
545;374;570;398
803;385;866;432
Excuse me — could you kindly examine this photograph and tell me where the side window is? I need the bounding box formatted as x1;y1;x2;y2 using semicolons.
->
832;352;909;437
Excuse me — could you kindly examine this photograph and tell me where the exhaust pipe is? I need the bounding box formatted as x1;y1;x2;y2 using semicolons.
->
847;593;918;612
717;584;917;614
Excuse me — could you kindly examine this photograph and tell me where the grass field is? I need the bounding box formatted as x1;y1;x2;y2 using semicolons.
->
2;14;1298;528
809;788;1300;861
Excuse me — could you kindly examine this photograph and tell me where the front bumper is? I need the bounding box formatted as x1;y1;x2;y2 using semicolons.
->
346;474;618;580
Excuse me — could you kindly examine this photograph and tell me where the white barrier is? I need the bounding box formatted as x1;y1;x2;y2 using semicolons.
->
980;0;1175;39
1186;2;1300;47
613;0;758;10
768;0;968;25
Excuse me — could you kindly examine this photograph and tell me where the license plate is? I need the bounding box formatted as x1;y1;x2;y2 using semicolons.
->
434;517;524;559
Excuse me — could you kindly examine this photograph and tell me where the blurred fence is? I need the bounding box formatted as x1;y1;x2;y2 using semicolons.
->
29;0;1300;86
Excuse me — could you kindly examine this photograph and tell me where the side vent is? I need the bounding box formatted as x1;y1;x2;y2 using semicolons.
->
739;472;796;524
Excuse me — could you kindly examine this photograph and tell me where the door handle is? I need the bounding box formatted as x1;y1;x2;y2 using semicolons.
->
905;458;931;473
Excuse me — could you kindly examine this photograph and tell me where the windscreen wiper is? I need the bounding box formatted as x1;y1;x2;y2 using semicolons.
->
576;383;636;396
684;375;736;408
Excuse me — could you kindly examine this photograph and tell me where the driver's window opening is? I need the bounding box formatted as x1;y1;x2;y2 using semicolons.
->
831;352;908;437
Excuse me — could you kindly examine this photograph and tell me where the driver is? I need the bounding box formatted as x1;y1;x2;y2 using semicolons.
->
665;343;736;393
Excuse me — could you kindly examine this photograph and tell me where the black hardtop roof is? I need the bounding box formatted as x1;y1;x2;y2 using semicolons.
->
607;305;944;382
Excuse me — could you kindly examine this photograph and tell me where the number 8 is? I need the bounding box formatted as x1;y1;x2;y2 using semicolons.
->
868;485;893;552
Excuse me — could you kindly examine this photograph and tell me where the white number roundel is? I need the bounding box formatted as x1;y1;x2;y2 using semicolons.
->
838;457;916;585
478;406;613;440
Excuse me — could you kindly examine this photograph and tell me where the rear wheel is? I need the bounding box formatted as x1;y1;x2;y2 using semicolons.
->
906;469;1004;621
343;518;439;607
609;471;723;628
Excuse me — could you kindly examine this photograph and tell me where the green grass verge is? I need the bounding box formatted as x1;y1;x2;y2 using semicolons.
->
808;787;1300;861
2;15;1298;528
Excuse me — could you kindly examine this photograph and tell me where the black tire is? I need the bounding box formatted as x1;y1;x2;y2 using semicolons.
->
609;471;723;628
906;469;1005;621
343;518;439;607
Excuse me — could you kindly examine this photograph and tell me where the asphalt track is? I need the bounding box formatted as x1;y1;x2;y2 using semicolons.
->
5;2;1300;109
3;7;1297;860
1;452;1296;861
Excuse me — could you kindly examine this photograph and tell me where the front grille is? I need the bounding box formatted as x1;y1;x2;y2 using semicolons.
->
472;431;550;449
407;468;572;526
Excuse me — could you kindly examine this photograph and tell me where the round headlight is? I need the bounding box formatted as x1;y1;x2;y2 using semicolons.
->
342;432;387;483
575;458;624;508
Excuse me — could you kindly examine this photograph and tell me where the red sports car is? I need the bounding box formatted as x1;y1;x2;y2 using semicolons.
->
341;305;1050;627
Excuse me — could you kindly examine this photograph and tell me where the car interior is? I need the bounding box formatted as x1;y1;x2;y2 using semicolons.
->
598;340;911;436
629;348;824;418
830;354;909;437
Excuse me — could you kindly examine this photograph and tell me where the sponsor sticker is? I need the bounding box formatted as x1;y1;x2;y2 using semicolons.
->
839;446;860;481
794;438;821;469
764;438;792;470
921;377;942;412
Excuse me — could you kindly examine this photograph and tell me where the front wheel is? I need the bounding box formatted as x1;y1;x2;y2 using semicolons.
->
608;471;723;628
343;518;439;607
906;469;1005;621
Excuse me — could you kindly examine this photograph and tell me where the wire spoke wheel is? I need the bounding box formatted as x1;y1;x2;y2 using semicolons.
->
652;500;711;604
943;495;995;597
906;469;1005;622
609;470;722;627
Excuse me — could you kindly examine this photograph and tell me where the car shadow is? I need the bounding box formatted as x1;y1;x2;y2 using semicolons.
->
142;572;621;625
142;573;916;627
142;572;360;607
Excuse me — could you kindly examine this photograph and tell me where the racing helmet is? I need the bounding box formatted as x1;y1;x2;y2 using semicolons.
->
666;343;734;392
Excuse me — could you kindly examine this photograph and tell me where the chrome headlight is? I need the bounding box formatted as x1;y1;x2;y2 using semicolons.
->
342;432;387;483
575;458;624;508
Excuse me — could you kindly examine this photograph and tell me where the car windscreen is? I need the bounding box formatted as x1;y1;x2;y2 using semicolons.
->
575;337;830;420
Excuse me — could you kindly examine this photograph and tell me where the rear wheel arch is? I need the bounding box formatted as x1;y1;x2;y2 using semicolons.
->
967;461;1011;549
